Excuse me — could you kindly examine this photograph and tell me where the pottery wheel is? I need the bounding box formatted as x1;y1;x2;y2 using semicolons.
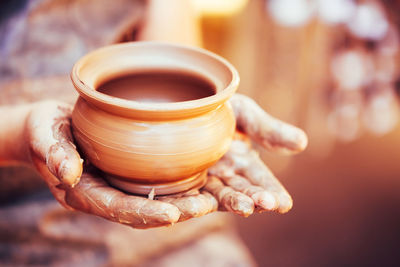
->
104;170;208;196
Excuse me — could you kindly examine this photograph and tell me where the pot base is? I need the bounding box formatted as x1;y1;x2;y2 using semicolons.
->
104;170;208;196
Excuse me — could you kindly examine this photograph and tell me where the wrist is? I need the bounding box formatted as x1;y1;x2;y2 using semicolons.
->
0;104;34;165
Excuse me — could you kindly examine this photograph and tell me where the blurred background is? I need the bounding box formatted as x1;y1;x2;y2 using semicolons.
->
1;0;400;266
202;0;400;266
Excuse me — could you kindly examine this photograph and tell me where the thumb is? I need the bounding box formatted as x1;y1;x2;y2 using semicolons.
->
27;100;82;187
230;94;308;154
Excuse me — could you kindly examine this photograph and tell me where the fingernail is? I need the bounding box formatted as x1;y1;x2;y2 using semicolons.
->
252;191;277;210
230;193;254;217
296;130;308;151
159;204;181;223
278;194;293;214
59;158;82;187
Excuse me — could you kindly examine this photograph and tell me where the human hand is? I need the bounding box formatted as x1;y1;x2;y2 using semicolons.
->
201;94;308;216
26;101;217;228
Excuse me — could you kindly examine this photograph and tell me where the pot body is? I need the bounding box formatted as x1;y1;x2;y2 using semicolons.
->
70;42;239;194
72;98;235;183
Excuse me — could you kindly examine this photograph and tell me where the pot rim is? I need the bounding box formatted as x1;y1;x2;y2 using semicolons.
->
70;41;239;119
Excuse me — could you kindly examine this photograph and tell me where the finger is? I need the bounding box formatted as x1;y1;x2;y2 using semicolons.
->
27;101;83;186
230;94;308;154
223;140;277;187
64;168;181;229
213;169;278;211
210;160;277;211
243;161;293;214
203;175;254;217
158;190;218;221
214;141;293;213
30;153;72;210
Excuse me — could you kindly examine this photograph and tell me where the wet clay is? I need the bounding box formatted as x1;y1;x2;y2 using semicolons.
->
97;71;216;103
71;42;239;195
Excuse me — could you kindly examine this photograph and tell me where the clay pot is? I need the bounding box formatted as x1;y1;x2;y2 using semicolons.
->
70;42;239;195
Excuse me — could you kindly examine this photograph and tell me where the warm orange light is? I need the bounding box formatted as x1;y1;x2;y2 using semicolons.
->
191;0;249;17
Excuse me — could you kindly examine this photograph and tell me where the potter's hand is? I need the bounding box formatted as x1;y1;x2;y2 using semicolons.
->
27;101;217;228
203;94;308;216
